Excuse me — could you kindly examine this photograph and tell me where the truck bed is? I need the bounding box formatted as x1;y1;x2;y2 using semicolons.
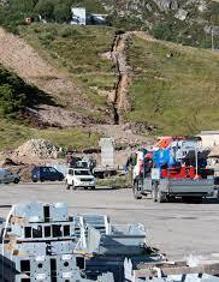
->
159;178;214;196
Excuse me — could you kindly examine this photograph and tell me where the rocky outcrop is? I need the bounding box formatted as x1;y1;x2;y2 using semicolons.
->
175;9;189;21
103;0;217;21
152;0;178;11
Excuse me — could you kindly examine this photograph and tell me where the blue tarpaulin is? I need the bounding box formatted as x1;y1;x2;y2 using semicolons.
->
153;149;176;168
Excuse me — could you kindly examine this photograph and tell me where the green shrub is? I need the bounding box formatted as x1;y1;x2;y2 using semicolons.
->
34;0;54;21
152;22;174;41
53;3;71;23
0;84;25;117
0;65;55;118
59;26;82;37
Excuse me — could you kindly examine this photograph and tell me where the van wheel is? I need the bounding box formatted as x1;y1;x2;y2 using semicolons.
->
65;181;70;190
72;181;77;190
14;178;20;184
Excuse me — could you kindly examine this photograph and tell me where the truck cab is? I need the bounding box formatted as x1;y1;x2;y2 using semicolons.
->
65;168;96;190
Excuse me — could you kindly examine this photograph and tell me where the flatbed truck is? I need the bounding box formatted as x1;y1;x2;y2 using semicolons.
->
133;175;215;203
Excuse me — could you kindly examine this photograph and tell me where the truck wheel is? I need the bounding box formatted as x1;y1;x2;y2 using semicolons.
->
133;180;142;200
157;191;166;203
152;182;159;202
152;183;166;203
166;195;175;202
152;189;157;202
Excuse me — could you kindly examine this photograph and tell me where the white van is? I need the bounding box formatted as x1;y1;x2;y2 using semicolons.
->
0;168;20;184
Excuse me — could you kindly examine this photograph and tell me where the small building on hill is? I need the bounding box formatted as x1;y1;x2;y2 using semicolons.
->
71;7;108;25
71;7;86;25
198;131;219;149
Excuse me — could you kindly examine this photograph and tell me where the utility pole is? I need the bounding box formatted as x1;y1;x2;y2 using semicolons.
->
211;15;215;52
211;25;214;51
195;144;198;178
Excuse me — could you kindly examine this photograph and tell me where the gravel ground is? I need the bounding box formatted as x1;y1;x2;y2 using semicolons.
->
0;183;219;260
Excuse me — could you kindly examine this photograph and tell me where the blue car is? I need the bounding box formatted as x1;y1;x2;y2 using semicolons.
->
31;166;64;182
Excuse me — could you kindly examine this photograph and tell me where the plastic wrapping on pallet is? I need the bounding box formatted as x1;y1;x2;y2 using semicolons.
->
12;202;69;223
86;223;147;256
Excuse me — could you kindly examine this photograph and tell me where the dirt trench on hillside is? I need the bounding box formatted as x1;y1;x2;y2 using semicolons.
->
0;27;93;126
110;32;132;124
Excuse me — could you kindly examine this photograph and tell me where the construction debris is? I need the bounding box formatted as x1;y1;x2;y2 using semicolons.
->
15;139;59;159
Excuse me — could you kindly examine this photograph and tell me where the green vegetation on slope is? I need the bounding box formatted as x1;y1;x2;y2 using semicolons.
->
1;0;219;49
151;16;217;49
0;63;100;151
0;120;32;150
19;23;116;110
0;119;100;151
0;0;105;30
0;65;27;117
0;64;56;118
38;128;100;150
127;36;219;135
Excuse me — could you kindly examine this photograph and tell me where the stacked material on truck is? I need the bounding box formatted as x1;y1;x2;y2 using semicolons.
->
155;136;173;149
131;136;215;202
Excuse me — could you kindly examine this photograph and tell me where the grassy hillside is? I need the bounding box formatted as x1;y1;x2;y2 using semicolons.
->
0;0;106;29
1;23;219;151
19;24;116;112
0;119;100;151
127;36;219;135
103;0;219;49
1;0;219;49
0;63;52;117
0;62;100;151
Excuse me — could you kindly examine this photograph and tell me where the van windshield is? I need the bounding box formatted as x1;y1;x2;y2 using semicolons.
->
75;170;91;176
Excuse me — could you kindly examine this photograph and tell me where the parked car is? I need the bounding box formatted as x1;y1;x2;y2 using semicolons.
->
65;168;96;190
31;166;64;183
0;168;20;184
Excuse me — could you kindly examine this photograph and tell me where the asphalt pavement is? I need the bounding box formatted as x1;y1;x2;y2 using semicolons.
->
0;182;219;260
